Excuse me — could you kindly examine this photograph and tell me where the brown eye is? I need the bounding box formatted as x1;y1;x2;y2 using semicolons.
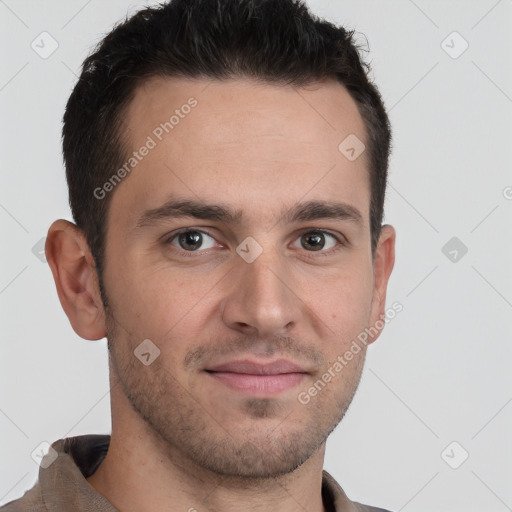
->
168;230;216;252
293;230;342;253
301;232;325;251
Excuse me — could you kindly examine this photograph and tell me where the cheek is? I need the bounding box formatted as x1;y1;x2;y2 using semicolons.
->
107;259;221;344
298;266;374;380
298;260;374;327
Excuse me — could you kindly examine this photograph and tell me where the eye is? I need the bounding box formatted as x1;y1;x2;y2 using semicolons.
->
293;230;343;253
167;229;217;252
164;228;345;257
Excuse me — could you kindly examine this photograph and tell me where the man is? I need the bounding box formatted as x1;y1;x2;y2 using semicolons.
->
2;0;396;510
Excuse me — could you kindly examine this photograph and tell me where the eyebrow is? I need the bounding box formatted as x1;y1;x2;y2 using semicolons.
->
135;197;364;230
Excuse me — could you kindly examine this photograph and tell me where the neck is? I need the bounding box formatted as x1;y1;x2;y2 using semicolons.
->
86;379;327;512
87;431;327;512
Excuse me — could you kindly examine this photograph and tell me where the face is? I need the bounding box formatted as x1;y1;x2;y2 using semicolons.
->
99;77;393;478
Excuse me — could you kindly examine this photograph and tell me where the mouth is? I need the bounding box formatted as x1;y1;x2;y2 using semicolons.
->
204;359;309;397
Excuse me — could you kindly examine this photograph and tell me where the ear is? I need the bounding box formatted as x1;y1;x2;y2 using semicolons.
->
367;224;396;344
45;219;106;340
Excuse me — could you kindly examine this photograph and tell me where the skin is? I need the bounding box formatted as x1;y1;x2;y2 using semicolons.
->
46;77;395;512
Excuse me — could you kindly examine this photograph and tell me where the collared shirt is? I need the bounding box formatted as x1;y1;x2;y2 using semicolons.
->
0;435;392;512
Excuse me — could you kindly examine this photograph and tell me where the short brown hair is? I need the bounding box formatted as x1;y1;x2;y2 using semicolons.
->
63;0;392;285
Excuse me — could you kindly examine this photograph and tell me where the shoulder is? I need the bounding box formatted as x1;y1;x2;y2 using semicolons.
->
322;470;394;512
353;503;394;512
0;481;45;512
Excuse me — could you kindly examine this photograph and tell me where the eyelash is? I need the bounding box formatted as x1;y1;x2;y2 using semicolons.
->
163;228;347;258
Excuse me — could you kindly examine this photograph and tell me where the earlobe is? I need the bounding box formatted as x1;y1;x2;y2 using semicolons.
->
367;224;396;344
45;219;107;340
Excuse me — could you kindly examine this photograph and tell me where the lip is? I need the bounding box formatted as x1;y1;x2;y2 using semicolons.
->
206;359;308;375
205;359;309;397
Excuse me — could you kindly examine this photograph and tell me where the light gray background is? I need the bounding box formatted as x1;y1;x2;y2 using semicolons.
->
1;1;511;510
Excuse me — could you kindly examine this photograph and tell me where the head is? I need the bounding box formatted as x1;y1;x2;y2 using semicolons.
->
47;0;395;480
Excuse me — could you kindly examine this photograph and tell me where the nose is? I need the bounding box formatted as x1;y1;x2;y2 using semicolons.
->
220;248;300;338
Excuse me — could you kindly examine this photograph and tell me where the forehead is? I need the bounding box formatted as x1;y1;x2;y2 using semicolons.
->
125;76;366;152
109;76;370;231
